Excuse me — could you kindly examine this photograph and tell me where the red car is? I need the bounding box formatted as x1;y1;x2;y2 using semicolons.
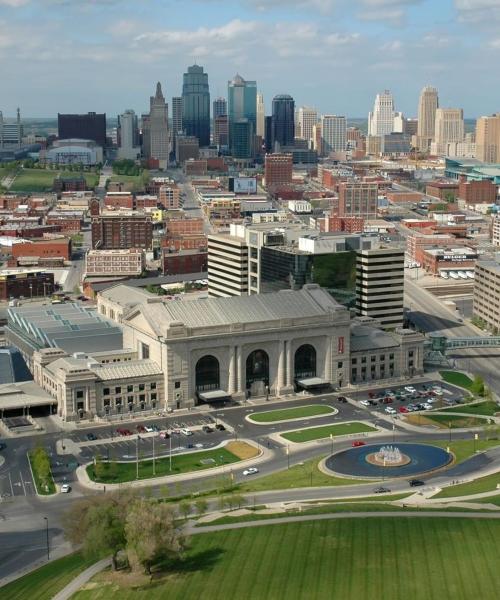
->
368;391;376;398
383;397;394;404
116;428;132;436
352;440;366;447
136;425;146;433
398;406;409;414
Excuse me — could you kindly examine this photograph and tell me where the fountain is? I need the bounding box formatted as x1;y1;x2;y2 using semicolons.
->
366;445;411;467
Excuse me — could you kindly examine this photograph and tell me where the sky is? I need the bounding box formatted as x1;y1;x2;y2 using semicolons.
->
1;0;500;119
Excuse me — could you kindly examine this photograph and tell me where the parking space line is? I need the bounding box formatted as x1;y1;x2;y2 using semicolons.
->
19;471;27;496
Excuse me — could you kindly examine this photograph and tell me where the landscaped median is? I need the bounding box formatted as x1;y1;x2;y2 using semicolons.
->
247;404;337;424
28;447;56;495
82;440;260;486
279;421;378;444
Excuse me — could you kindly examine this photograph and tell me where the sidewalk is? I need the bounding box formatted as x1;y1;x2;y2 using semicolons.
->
52;557;111;600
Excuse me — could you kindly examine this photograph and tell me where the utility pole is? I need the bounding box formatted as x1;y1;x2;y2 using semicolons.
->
152;433;156;476
136;435;139;480
43;517;49;561
169;434;172;471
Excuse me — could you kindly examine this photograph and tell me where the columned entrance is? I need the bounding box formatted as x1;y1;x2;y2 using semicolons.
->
195;355;220;393
246;349;269;396
294;344;317;379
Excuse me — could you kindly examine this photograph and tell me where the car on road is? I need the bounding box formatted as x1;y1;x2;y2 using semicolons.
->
373;486;391;494
409;479;425;487
202;425;214;433
215;424;226;431
181;428;193;436
352;441;366;447
398;407;409;414
405;386;416;394
60;484;71;493
85;433;97;441
337;396;348;403
136;425;146;433
360;400;371;407
243;467;259;476
385;407;397;414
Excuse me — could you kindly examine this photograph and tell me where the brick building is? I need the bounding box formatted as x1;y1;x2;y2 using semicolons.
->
159;185;180;209
457;177;497;206
11;238;72;261
45;213;83;234
264;153;293;189
184;159;208;176
135;195;159;210
104;192;134;210
91;211;153;250
322;215;365;233
85;248;145;276
416;246;477;275
0;269;55;300
166;218;204;236
162;248;208;275
0;224;61;238
426;181;459;201
406;233;456;261
386;191;423;203
53;176;87;194
161;234;207;252
338;182;378;218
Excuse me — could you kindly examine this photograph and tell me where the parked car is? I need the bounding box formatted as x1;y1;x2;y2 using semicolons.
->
215;424;226;431
405;386;416;394
409;479;425;487
337;396;348;403
60;484;71;493
398;406;409;414
367;399;378;406
382;397;394;404
0;442;6;451
202;425;214;433
144;425;154;433
136;425;146;433
423;403;433;410
368;391;376;398
385;407;397;414
116;428;132;436
243;467;259;476
373;486;391;494
85;432;97;441
407;404;417;412
181;428;193;436
159;431;170;439
360;400;371;407
352;440;366;447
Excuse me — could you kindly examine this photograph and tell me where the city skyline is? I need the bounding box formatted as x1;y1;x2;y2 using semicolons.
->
1;0;500;117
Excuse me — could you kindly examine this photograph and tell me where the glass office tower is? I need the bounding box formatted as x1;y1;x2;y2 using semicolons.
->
228;74;257;158
182;65;210;147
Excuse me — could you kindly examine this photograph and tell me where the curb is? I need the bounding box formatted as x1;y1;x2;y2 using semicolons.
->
245;405;338;426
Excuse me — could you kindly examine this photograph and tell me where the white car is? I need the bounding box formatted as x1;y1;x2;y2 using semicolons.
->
404;386;416;393
423;403;433;410
181;428;193;436
60;483;71;493
385;407;397;414
360;400;371;407
243;467;259;476
144;425;154;433
426;397;437;404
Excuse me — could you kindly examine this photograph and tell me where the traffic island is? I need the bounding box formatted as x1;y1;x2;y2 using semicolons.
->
278;421;379;444
246;404;337;425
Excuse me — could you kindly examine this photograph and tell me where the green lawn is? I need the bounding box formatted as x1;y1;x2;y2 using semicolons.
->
70;519;500;600
9;168;99;192
442;400;499;417
28;451;56;495
249;405;336;423
281;422;377;443
87;447;244;484
424;413;487;429
433;471;500;499
0;552;94;600
431;438;500;463
439;370;474;390
109;173;148;192
236;455;373;493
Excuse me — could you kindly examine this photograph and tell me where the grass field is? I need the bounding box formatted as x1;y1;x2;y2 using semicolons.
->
28;451;55;495
109;174;148;192
442;400;499;417
281;422;376;443
423;413;487;429
9;168;99;192
87;442;256;484
433;471;500;499
249;405;335;423
439;370;474;390
0;552;94;600
431;438;500;463
69;518;500;600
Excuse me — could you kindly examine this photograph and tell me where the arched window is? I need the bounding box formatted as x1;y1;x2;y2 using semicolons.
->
246;349;269;389
195;355;220;392
294;344;317;379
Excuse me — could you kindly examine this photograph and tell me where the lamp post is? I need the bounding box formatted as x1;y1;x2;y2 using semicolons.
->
330;433;334;456
286;444;290;470
43;517;49;561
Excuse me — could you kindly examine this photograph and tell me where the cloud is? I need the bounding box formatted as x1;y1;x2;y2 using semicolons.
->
454;0;500;21
0;0;30;6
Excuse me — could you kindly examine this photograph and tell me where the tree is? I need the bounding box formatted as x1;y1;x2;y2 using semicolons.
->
125;498;187;575
62;491;134;570
194;498;208;517
94;453;106;480
31;446;51;490
471;375;485;397
178;500;192;520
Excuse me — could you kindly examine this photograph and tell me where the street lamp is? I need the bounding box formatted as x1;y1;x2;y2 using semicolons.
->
43;517;49;561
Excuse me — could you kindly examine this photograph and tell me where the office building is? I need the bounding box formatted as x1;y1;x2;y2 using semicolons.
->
272;94;295;149
338;182;378;218
85;248;145;277
264;116;273;152
381;132;412;156
175;135;200;164
182;64;210;147
91;208;153;250
297;107;317;147
207;232;249;297
356;247;404;328
58;112;106;147
416;86;438;151
475;114;500;164
0;269;54;301
321;115;346;154
264;153;293;188
228;74;256;158
213;115;228;147
142;82;169;168
473;261;500;332
171;96;183;139
0;108;23;148
117;109;140;160
368;91;395;136
256;93;265;138
213;97;227;120
431;108;464;156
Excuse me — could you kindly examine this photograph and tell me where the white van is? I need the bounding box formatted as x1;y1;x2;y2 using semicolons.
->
181;428;193;436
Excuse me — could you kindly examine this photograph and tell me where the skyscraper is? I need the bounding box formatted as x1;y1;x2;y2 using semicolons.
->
182;64;210;147
476;114;500;163
272;94;295;149
368;90;395;136
172;96;183;139
321;115;346;154
213;97;227;119
297;107;317;147
58;112;106;147
117;109;140;160
142;82;169;167
228;74;256;158
416;86;439;151
431;108;464;155
256;93;265;138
